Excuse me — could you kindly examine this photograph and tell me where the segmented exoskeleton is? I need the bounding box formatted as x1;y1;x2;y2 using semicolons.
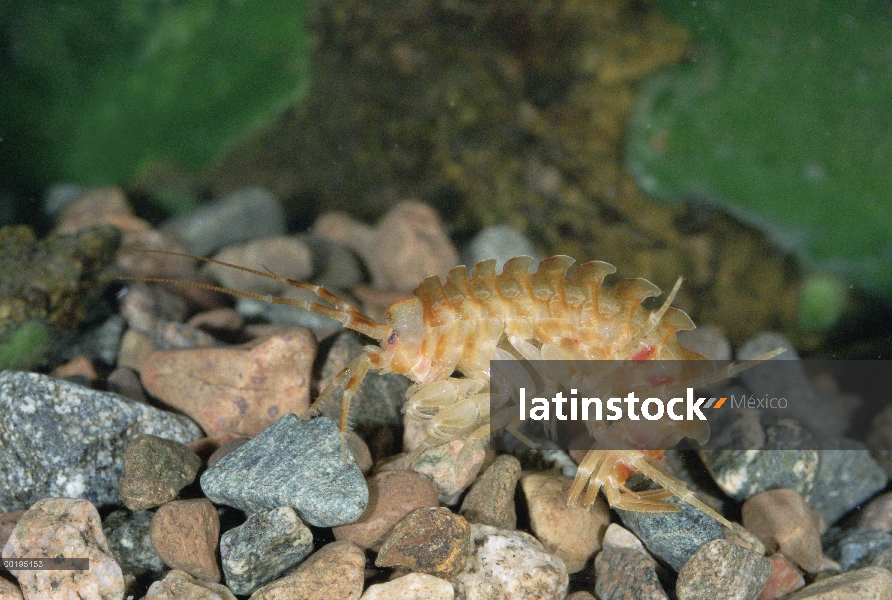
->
130;252;776;528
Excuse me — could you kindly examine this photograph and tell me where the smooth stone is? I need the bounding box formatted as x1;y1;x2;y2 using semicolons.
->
759;554;806;600
333;470;439;551
742;489;825;573
206;237;314;296
0;370;202;512
200;415;368;527
360;573;454;599
150;499;220;582
595;547;669;600
822;527;892;572
382;438;485;504
462;225;539;272
119;434;202;511
857;491;892;533
0;576;23;599
249;541;365;600
784;566;892;599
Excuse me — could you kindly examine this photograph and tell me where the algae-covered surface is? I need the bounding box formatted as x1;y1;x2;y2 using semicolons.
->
0;225;120;369
626;0;892;296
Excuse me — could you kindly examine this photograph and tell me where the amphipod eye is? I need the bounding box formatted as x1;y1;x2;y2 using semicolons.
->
387;330;399;344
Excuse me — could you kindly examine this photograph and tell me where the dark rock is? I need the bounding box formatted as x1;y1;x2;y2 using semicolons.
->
200;415;368;527
595;547;669;600
823;527;892;572
104;509;167;579
376;507;472;578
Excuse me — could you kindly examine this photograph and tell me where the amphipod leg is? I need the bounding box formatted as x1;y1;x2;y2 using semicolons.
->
303;353;374;460
628;455;734;528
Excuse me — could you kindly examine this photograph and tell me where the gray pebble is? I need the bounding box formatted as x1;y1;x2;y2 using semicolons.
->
0;370;203;512
616;494;724;572
809;446;887;525
460;455;521;530
462;225;539;271
300;235;365;291
200;415;368;527
676;539;771;600
104;509;167;579
823;527;892;572
221;507;313;595
595;547;669;600
163;187;285;255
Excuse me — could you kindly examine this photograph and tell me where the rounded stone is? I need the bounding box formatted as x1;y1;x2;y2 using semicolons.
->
376;507;472;579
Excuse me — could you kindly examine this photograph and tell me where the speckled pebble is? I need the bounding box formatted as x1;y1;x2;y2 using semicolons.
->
150;498;221;582
360;572;454;599
742;489;825;573
333;470;439;551
119;434;202;511
1;498;125;600
103;509;166;579
460;455;521;530
220;507;313;596
200;415;368;527
676;539;771;600
0;370;202;512
140;328;316;442
521;473;609;573
376;507;471;579
595;547;669;600
784;566;892;599
249;540;365;600
451;524;568;600
145;569;237;600
206;236;314;295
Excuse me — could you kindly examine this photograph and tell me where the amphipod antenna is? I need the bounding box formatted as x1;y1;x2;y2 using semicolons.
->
120;250;390;341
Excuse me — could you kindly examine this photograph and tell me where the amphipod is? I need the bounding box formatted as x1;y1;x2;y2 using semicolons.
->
130;251;774;528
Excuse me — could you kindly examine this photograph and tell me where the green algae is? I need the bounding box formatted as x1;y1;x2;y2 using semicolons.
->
0;0;310;189
625;0;892;297
0;321;50;371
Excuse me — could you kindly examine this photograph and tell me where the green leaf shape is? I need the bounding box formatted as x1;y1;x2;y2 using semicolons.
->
1;0;309;188
625;0;892;295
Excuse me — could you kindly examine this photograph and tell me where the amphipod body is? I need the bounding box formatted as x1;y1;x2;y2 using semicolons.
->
130;251;767;528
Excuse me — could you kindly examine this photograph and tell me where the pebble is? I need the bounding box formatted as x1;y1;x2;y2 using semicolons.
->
741;489;825;573
462;225;539;272
451;524;568;600
299;234;365;291
318;331;408;428
119;282;190;336
0;511;24;550
313;200;459;292
822;527;892;572
54;186;151;236
150;498;221;582
346;431;374;474
459;455;521;530
784;566;892;599
207;437;251;468
376;507;472;578
187;307;245;333
0;577;23;600
520;473;610;573
103;509;166;580
601;523;652;555
0;370;202;512
360;573;454;599
858;491;892;533
200;415;368;527
119;434;202;511
2;498;125;600
758;554;805;600
249;540;365;600
144;569;237;600
595;547;669;600
616;494;724;572
675;539;772;600
332;470;439;551
50;355;99;383
808;448;887;526
676;325;733;360
106;366;150;404
163;187;286;256
220;507;314;595
206;236;314;295
140;328;316;441
382;439;485;504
